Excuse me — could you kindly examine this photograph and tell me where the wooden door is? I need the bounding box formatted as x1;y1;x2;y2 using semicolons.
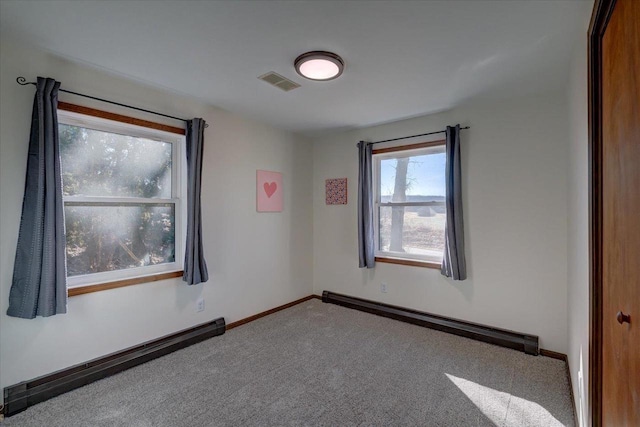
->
600;0;639;424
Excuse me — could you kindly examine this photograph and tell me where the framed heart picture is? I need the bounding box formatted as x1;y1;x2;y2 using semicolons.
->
256;170;283;212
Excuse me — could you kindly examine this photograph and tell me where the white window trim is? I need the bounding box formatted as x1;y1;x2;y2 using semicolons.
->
373;144;446;265
58;110;187;288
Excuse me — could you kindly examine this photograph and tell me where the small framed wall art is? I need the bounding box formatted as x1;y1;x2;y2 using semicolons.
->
325;178;347;205
257;170;283;212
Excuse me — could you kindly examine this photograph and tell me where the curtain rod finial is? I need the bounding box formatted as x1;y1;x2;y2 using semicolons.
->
16;76;36;86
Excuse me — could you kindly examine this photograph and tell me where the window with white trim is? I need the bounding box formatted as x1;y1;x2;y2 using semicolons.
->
58;110;186;288
373;142;446;266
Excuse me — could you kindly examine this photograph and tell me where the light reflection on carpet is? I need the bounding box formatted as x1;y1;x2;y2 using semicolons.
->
446;373;564;427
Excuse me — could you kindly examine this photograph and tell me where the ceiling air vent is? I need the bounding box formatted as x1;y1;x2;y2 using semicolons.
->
258;72;301;92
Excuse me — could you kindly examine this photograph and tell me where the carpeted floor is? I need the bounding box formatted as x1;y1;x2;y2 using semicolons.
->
2;299;574;426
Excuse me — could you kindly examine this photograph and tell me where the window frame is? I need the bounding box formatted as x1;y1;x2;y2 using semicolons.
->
372;140;446;268
58;107;187;292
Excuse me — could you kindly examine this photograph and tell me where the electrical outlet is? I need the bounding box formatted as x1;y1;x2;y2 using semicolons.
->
197;297;205;312
380;283;388;293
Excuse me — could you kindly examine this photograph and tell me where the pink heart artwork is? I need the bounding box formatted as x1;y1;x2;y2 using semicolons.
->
264;182;277;198
257;170;283;212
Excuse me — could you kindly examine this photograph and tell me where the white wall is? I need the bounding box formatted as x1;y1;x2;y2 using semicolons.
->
312;93;569;353
566;19;591;427
0;40;313;390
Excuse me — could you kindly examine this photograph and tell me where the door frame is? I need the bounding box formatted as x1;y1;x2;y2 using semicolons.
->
588;0;616;425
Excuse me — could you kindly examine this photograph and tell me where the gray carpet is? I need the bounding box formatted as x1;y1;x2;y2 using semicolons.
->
2;299;574;426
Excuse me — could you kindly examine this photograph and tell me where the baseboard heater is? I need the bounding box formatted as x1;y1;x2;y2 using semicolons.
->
3;317;226;417
322;291;538;356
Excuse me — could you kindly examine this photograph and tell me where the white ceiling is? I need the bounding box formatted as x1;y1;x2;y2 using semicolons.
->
0;1;591;136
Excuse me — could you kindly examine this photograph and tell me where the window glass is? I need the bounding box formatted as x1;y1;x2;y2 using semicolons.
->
59;124;172;199
378;206;445;257
58;114;182;285
64;204;175;277
379;153;445;199
375;145;446;263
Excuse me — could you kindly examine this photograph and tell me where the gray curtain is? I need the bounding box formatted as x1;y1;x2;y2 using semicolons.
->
441;124;467;280
7;77;67;318
183;118;209;285
357;141;375;268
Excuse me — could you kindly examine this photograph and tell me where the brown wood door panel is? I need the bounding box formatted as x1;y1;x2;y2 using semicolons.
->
601;0;640;425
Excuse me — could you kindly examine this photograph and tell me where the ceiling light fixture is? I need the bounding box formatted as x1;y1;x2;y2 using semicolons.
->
294;51;344;81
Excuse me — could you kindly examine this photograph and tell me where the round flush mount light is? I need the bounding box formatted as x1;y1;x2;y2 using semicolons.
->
294;51;344;81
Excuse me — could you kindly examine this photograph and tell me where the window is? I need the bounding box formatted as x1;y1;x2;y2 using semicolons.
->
58;110;186;288
373;141;446;266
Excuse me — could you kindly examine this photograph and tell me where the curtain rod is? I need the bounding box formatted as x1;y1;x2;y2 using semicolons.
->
16;77;207;128
364;126;470;145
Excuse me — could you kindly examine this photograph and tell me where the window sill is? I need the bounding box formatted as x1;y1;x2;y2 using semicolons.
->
67;270;184;297
375;256;441;270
